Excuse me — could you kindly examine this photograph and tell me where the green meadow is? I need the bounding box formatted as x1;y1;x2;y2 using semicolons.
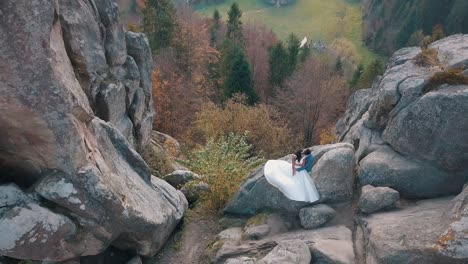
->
195;0;378;65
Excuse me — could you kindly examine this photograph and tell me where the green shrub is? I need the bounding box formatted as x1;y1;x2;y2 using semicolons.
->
422;68;468;94
181;133;264;212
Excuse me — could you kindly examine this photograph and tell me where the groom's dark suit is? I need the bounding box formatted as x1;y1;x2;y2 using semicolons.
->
296;154;314;173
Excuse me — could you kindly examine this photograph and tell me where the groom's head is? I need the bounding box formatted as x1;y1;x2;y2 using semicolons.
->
302;149;311;155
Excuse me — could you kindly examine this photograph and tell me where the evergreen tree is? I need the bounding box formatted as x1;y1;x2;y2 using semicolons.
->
142;0;177;51
218;4;257;104
286;33;300;75
349;64;364;88
356;60;384;89
268;41;289;88
226;2;244;47
222;42;258;104
210;9;221;46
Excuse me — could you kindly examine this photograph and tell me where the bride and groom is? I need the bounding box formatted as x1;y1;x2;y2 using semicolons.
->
264;149;320;203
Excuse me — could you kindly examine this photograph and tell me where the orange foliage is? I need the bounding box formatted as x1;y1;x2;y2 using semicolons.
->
152;7;220;141
187;96;300;158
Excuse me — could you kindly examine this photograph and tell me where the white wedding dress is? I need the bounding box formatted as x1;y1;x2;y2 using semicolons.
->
264;158;320;202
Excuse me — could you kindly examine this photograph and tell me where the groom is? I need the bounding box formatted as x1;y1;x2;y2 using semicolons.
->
296;149;314;173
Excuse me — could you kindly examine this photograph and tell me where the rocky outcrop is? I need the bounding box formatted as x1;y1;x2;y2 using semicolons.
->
211;225;355;264
337;35;468;200
224;143;355;216
356;197;466;264
0;0;186;262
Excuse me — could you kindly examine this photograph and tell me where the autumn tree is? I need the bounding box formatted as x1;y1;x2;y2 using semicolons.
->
273;56;349;146
244;23;277;102
151;6;219;139
188;96;300;158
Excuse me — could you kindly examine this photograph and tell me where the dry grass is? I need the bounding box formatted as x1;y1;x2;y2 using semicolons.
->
414;48;440;67
422;68;468;94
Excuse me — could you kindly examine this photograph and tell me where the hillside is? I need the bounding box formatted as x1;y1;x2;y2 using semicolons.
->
363;0;468;55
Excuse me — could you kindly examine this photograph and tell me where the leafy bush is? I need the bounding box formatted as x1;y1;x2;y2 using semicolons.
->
319;127;337;145
181;133;264;212
186;96;300;158
414;48;439;67
422;68;468;94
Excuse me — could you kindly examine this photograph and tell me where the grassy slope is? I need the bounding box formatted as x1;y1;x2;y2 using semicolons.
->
195;0;379;65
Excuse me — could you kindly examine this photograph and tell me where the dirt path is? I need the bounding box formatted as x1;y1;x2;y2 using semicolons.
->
149;207;222;264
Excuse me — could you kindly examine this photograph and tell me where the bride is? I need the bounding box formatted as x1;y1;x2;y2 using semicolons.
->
264;149;320;202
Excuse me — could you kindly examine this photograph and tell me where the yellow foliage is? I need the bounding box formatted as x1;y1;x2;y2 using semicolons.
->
186;96;301;158
127;23;141;32
319;127;337;145
414;48;439;67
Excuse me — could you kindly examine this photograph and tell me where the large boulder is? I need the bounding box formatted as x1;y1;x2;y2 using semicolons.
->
299;205;336;229
163;170;200;188
382;84;468;172
0;0;185;262
311;146;355;203
358;185;399;214
224;144;355;216
356;197;467;264
359;146;465;198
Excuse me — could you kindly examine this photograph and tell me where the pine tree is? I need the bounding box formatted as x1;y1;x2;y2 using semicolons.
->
268;42;288;88
142;0;177;51
286;33;300;75
210;9;221;46
226;2;244;47
222;43;258;104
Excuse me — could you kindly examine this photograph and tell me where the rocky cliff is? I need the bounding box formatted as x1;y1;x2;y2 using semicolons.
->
220;35;468;263
0;0;186;262
363;0;468;55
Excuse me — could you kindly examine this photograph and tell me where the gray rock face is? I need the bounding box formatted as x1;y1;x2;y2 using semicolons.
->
244;225;271;240
358;185;399;214
430;34;468;69
163;170;200;188
382;84;468;172
299;204;336;229
0;0;185;262
439;185;468;259
258;240;311;264
311;147;355;203
335;35;468;200
225;257;257;264
359;146;465;198
356;197;467;264
224;143;355;216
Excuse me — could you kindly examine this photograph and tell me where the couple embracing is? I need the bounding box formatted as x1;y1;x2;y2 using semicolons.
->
264;149;320;203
